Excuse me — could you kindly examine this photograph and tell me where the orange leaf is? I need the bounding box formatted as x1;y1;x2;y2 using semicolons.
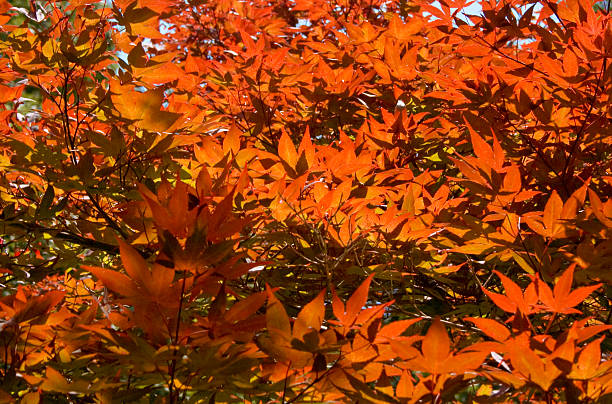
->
225;291;267;323
569;337;603;379
117;238;151;288
298;127;315;169
565;285;602;311
207;190;236;242
554;264;575;303
448;351;489;373
482;289;514;313
111;85;181;132
331;288;346;324
561;183;588;220
390;338;421;360
543;190;563;234
421;318;450;370
345;274;374;325
149;264;175;298
465;120;494;167
491;132;505;171
588;189;612;227
278;131;298;169
135;62;185;85
562;48;578;77
223;125;241;156
293;289;325;339
85;266;137;297
502;164;521;194
266;286;291;338
377;318;421;340
541;264;602;314
535;276;556;310
467;318;510;341
41;367;70;393
483;271;532;316
396;371;414;398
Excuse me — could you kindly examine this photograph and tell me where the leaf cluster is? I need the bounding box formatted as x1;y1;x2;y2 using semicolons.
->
0;0;611;402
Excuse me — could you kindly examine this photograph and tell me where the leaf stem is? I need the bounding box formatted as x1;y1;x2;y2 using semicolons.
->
169;273;187;404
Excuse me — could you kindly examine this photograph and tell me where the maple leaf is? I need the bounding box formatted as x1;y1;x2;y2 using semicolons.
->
536;264;602;315
483;271;538;316
110;83;182;132
408;318;488;375
2;0;612;401
331;274;375;328
568;337;612;380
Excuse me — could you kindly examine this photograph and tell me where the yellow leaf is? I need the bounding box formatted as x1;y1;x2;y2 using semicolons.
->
511;251;535;274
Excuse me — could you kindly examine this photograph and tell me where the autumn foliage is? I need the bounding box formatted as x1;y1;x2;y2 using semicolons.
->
0;0;611;402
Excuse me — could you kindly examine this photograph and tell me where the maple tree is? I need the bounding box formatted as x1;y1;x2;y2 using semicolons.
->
0;0;611;402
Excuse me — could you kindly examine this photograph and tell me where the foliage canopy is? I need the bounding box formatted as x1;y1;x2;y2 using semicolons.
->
0;0;611;402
